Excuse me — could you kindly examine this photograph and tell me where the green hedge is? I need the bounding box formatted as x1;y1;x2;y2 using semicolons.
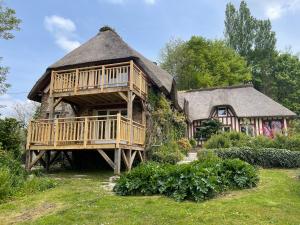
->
204;132;300;152
199;147;300;168
113;159;258;202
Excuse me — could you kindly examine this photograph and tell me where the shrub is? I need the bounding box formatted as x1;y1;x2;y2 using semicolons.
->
20;176;57;195
114;158;259;202
177;138;192;155
0;167;12;200
199;147;300;168
151;141;184;164
204;132;251;149
204;132;300;152
189;138;197;148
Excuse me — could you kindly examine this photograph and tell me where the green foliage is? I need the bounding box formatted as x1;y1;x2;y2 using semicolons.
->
195;119;222;140
160;36;251;90
189;138;197;148
151;141;184;164
0;118;23;159
19;176;57;195
204;132;251;149
0;167;12;200
200;147;300;168
147;89;187;164
177;138;192;155
114;159;258;202
204;132;300;152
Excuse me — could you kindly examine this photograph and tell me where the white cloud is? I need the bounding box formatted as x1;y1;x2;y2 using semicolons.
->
44;15;80;52
0;94;24;118
264;0;300;20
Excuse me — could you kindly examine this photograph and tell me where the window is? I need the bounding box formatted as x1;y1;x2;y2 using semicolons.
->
240;125;254;136
217;107;227;117
222;126;231;132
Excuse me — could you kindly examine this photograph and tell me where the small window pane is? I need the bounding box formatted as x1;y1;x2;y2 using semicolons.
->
218;107;227;117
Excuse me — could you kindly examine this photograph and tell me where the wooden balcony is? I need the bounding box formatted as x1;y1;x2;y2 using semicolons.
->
50;61;148;99
26;114;145;151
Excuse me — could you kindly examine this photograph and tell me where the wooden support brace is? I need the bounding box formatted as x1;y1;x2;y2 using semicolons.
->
118;92;128;102
63;151;73;168
130;150;137;168
121;149;129;170
29;150;46;169
33;150;46;168
50;151;61;165
53;97;63;109
97;149;115;169
138;151;144;162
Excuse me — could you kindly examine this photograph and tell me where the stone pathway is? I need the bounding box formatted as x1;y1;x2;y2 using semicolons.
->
101;175;119;192
178;152;198;164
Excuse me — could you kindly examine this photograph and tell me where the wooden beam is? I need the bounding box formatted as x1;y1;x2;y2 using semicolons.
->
45;151;51;172
138;150;144;162
29;150;46;169
131;93;136;103
48;97;54;119
33;150;46;168
25;150;32;171
97;149;115;169
130;150;137;168
63;151;73;168
53;97;63;109
50;151;61;165
114;148;121;175
118;92;128;102
121;149;129;170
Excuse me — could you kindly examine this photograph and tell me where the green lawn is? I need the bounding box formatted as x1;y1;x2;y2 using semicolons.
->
0;169;299;225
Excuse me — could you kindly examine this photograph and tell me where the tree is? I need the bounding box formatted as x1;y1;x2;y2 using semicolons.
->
224;1;277;97
12;101;41;128
0;1;21;95
272;53;300;115
160;36;251;90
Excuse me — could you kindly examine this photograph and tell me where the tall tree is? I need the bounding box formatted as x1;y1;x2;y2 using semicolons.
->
160;36;251;90
0;1;21;95
224;1;277;97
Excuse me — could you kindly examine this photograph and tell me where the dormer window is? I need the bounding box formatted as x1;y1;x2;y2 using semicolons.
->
217;107;227;117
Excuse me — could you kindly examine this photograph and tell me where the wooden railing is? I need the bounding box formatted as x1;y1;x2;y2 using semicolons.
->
26;114;145;149
50;61;147;97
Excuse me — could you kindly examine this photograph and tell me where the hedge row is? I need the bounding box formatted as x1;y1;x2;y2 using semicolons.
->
113;159;259;202
199;147;300;168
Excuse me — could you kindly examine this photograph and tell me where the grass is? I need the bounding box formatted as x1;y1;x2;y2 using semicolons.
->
0;169;299;225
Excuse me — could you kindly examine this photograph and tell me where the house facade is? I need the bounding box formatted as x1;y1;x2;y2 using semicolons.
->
26;27;176;174
178;85;296;145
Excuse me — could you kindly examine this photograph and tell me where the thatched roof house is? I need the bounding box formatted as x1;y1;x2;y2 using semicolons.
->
178;84;296;140
28;27;175;102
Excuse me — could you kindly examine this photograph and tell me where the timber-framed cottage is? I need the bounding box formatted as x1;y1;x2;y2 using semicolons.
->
26;26;176;174
178;85;297;145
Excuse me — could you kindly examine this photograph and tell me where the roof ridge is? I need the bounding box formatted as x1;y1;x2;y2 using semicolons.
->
178;84;254;93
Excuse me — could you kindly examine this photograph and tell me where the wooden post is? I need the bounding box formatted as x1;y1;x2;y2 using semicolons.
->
49;97;55;119
114;148;121;175
129;60;134;90
101;65;105;91
83;117;88;147
139;71;142;96
45;151;51;172
283;118;288;136
26;120;32;150
127;91;133;145
54;119;58;147
74;68;79;94
25;150;32;171
116;113;121;148
50;71;55;97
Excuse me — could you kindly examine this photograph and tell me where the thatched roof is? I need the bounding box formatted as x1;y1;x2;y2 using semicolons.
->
178;84;296;121
28;27;174;101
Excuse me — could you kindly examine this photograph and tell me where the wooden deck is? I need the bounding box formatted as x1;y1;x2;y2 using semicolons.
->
50;61;148;100
26;114;145;151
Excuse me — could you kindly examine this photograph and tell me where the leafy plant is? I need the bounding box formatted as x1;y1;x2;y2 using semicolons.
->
114;158;259;202
195;119;222;140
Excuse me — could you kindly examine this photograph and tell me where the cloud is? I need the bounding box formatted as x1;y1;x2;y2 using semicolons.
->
0;94;24;118
264;0;300;20
44;15;80;52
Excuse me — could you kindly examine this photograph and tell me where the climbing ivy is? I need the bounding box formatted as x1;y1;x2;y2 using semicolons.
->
146;89;187;163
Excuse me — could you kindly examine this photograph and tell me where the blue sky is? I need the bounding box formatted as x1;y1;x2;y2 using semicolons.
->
1;0;300;116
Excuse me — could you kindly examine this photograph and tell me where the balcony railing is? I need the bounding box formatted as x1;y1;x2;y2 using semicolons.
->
50;61;148;98
26;114;145;150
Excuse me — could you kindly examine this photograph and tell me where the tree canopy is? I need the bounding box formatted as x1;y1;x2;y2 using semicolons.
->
160;36;251;90
0;1;21;95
